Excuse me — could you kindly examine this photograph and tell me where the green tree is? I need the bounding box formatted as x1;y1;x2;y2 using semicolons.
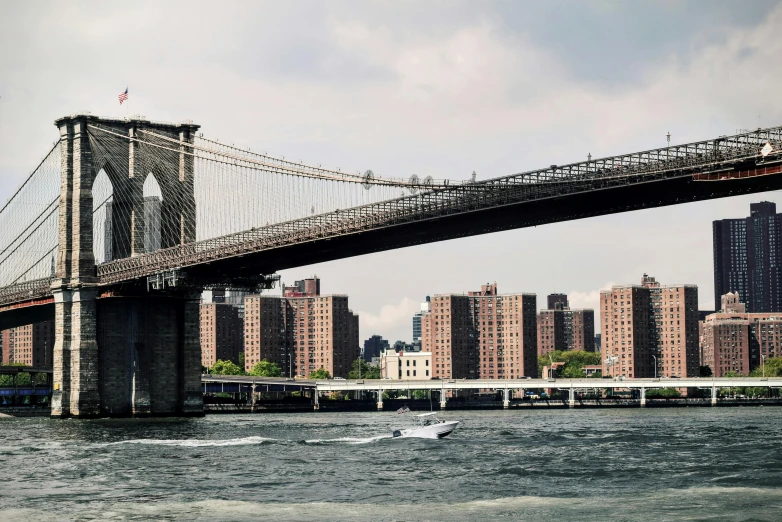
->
309;368;331;379
646;387;681;398
249;359;282;377
750;356;782;377
210;359;244;375
561;365;586;378
538;350;601;377
238;352;245;369
412;390;429;399
348;359;380;379
588;370;603;379
699;365;713;377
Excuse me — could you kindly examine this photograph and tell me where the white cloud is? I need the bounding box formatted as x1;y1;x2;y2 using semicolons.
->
3;2;782;345
568;283;615;315
355;297;420;343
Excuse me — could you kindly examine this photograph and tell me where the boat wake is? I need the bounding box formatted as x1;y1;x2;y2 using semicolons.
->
108;436;274;447
304;435;392;445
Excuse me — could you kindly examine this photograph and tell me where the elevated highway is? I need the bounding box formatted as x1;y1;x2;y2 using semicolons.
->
202;376;782;408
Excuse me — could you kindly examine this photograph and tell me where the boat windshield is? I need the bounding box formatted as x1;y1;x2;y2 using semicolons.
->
416;412;440;426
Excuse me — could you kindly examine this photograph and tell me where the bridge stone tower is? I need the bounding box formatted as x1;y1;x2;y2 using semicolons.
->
51;114;203;418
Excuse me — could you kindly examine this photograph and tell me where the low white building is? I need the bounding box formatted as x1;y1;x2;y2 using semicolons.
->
380;350;433;380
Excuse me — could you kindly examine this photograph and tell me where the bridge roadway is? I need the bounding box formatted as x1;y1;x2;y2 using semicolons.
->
3;126;782;317
202;376;782;408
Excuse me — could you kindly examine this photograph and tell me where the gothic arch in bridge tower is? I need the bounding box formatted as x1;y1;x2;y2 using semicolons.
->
92;169;114;264
142;173;163;253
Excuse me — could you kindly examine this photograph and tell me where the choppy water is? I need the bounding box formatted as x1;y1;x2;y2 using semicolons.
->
2;408;782;521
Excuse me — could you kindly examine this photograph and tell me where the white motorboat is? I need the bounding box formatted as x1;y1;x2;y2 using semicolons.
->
392;412;459;439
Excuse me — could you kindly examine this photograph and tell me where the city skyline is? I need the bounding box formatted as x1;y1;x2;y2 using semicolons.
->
3;1;782;346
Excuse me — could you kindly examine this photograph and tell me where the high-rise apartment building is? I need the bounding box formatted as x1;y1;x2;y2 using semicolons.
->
601;274;699;378
714;202;782;312
244;276;360;378
283;276;321;298
243;296;292;374
200;303;243;369
537;294;595;355
420;283;537;379
0;321;54;368
547;293;568;310
412;296;431;351
363;335;390;362
700;292;782;376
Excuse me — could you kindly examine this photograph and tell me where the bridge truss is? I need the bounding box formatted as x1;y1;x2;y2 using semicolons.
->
0;121;781;307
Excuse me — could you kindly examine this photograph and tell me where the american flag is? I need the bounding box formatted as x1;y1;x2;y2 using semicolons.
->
396;406;410;414
118;88;128;105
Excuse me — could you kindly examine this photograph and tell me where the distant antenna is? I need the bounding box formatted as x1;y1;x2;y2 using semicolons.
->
666;132;671;146
471;171;477;183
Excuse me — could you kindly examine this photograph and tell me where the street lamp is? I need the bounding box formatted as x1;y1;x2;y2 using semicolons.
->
761;354;766;378
652;355;657;379
288;353;292;378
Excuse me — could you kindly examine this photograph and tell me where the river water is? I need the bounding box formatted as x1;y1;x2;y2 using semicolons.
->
1;408;781;521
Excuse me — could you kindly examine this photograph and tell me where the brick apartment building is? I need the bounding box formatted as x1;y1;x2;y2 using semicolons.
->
600;274;699;378
420;282;537;379
200;303;243;368
0;321;54;368
243;276;360;378
537;294;595;355
701;292;782;376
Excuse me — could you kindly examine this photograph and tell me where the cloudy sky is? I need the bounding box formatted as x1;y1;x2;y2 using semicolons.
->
2;1;782;344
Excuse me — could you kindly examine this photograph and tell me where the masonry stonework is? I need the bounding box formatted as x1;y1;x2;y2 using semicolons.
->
50;114;201;418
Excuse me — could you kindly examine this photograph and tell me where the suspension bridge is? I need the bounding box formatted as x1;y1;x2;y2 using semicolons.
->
0;114;780;418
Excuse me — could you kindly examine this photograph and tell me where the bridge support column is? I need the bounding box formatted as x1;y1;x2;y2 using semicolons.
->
640;387;646;407
376;390;383;411
98;293;203;417
314;390;319;410
568;387;575;408
440;392;447;410
180;294;204;415
51;287;101;418
503;388;510;409
711;385;718;406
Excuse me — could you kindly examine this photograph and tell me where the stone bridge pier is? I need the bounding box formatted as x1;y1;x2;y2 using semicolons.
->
50;114;203;418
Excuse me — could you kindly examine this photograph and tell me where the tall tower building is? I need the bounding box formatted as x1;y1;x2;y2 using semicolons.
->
537;294;595;355
412;296;431;351
601;274;699;378
363;335;390;362
200;303;244;369
713;202;782;312
244;276;360;378
421;283;537;379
